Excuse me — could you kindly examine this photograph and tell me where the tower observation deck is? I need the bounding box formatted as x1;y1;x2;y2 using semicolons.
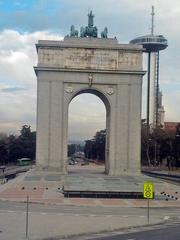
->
130;34;167;52
130;6;168;128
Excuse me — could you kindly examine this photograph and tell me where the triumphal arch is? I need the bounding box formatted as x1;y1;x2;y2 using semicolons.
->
34;12;145;175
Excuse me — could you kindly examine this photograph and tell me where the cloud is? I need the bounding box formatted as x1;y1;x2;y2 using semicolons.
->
0;29;104;140
0;30;61;134
0;87;26;93
68;94;106;141
0;0;177;38
0;86;36;134
0;0;180;138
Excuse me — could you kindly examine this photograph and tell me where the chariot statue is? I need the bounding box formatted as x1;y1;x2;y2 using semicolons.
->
68;11;110;39
80;11;98;38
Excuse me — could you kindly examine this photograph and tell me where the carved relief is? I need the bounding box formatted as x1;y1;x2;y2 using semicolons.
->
65;85;73;93
88;73;93;87
106;86;114;95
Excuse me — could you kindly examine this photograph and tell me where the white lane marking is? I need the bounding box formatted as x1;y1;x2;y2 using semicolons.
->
89;214;96;217
0;210;33;214
14;205;24;208
164;216;170;220
0;210;16;213
74;214;80;216
56;213;64;216
139;216;146;218
40;212;47;215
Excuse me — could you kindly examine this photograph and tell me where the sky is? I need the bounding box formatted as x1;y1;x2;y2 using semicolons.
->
0;0;180;141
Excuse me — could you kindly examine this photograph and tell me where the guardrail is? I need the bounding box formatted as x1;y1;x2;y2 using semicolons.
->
142;170;180;184
0;166;32;183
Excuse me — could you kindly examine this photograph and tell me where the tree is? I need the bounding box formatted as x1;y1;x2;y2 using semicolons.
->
68;144;76;157
0;133;8;165
141;120;150;165
174;123;180;167
3;125;36;165
8;134;20;163
17;125;36;160
84;129;106;161
94;130;106;161
84;140;96;159
141;120;179;168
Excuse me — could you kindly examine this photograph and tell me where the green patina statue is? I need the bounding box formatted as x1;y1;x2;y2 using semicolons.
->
70;25;79;37
69;11;108;39
80;11;98;38
88;10;94;27
101;27;108;38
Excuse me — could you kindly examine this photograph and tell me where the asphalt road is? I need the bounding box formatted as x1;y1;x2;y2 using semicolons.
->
0;165;31;179
0;201;180;219
89;225;180;240
0;200;180;218
0;201;180;240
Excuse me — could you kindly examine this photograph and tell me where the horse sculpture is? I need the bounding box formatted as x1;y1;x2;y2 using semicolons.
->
101;27;108;38
80;25;98;38
70;25;78;37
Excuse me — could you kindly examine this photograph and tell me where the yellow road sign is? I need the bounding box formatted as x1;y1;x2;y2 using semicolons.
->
143;182;154;199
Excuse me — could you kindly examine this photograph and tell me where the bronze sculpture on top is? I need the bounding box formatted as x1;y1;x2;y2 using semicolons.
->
69;11;108;38
70;25;79;37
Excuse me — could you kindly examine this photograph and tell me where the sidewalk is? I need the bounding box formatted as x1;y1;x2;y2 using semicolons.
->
0;170;179;207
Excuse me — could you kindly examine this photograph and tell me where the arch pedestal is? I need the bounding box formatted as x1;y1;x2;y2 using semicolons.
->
34;37;145;175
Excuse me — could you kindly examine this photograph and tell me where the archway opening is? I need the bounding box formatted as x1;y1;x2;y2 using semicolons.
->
68;90;109;174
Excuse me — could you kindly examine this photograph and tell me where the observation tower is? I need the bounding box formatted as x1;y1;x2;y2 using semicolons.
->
130;6;168;128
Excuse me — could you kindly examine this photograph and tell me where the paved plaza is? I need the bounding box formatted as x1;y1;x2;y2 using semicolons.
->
0;166;179;207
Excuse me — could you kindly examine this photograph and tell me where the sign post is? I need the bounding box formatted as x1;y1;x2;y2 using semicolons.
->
143;182;154;223
26;195;29;239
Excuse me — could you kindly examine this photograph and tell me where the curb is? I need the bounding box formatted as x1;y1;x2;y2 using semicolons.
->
35;220;166;240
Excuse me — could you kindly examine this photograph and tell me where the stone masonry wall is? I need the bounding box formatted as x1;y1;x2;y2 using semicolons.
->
38;47;142;71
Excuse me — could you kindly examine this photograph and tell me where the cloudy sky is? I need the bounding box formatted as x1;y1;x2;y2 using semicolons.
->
0;0;179;141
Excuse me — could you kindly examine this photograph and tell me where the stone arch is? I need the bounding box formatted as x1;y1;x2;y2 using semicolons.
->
69;87;111;110
35;37;145;176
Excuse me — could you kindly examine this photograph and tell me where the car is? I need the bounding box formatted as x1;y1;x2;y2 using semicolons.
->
68;160;75;165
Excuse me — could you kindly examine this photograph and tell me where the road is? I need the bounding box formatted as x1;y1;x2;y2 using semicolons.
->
0;165;31;179
86;225;180;240
143;171;180;186
0;201;179;240
0;200;180;218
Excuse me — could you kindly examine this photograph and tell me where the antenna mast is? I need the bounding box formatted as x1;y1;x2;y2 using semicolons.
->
151;5;155;35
